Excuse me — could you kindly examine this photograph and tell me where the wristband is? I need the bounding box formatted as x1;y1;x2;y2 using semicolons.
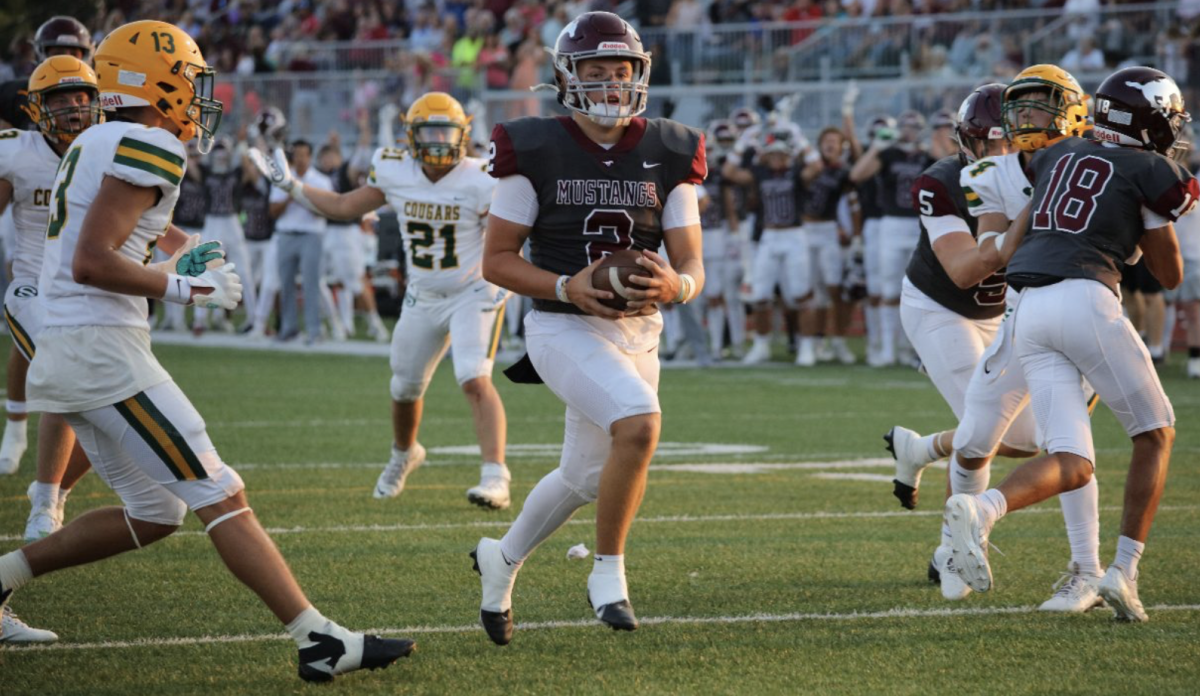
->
674;273;697;304
289;184;322;215
163;273;192;305
555;275;571;304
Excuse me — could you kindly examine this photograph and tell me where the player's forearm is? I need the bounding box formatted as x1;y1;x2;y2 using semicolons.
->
158;224;191;255
73;250;175;299
482;250;559;300
849;148;880;183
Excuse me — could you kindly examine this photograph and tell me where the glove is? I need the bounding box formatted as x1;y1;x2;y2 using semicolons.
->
247;146;296;192
842;81;860;117
192;263;244;310
150;233;222;276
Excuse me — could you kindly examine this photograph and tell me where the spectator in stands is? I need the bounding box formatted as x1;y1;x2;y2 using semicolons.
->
1061;35;1105;73
480;33;511;89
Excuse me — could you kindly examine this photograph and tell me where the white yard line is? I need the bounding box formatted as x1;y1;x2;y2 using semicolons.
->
1;505;1193;543
4;603;1199;653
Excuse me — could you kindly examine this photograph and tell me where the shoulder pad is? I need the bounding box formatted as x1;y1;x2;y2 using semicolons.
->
654;118;704;157
110;125;187;190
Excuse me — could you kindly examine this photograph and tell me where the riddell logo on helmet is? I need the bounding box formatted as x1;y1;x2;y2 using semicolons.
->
599;42;629;50
57;76;84;84
101;94;124;108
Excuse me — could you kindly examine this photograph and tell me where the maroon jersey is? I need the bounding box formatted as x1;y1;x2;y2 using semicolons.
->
1008;137;1199;294
489;116;706;314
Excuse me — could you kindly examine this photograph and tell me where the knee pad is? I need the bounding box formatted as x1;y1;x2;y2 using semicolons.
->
125;490;188;529
390;373;428;403
557;465;599;503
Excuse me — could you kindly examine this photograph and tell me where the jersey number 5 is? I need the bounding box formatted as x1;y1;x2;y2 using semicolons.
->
408;222;459;270
1032;153;1114;233
584;209;635;263
46;147;83;240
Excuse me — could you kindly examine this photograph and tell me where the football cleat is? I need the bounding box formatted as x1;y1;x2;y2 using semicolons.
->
932;544;972;601
834;341;856;365
0;421;28;475
741;341;771;365
794;339;816;367
373;443;426;499
467;463;511;510
0;606;58;644
1098;565;1148;623
297;629;415;683
588;596;638;632
471;538;520;646
885;426;935;510
1188;357;1200;380
813;340;834;363
945;494;994;593
25;481;63;543
1039;562;1104;613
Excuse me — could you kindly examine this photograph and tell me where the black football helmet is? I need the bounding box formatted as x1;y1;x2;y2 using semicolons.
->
1093;66;1191;157
549;11;651;127
867;115;897;142
955;83;1007;164
34;16;93;62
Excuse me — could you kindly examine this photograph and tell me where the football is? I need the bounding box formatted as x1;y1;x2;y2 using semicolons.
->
591;249;652;311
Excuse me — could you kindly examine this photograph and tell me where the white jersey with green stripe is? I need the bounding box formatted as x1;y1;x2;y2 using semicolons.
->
39;121;186;329
368;148;494;295
959;152;1031;220
0;129;62;282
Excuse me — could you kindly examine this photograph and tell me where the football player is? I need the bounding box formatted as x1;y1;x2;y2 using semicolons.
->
725;128;809;365
193;136;258;334
856;116;893;366
0;21;414;679
800;125;859;365
699;119;745;359
850;110;935;366
945;67;1197;622
250;93;512;509
891;66;1108;612
0;54;105;645
473;11;705;643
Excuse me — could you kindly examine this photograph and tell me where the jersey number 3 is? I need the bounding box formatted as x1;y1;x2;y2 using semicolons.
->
46;147;83;240
1032;154;1114;234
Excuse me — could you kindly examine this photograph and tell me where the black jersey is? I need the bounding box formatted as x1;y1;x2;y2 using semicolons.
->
803;163;851;221
0;79;32;130
203;165;241;217
858;174;883;220
750;163;803;228
905;156;1006;319
241;178;274;242
878;146;935;218
489;116;706;315
174;171;208;229
700;153;729;231
1008;137;1199;295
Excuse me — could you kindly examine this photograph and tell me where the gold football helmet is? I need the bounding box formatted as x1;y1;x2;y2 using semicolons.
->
93;21;223;152
1002;64;1089;152
405;93;471;168
23;55;102;144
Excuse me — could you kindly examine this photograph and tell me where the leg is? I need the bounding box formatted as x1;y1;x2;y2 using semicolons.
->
595;413;661;555
24;413;91;542
276;234;302;339
300;233;325;341
0;345;30;474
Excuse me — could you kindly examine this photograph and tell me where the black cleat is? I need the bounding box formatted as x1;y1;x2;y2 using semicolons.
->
893;479;918;510
589;595;638;632
479;609;514;646
297;634;415;683
928;558;941;584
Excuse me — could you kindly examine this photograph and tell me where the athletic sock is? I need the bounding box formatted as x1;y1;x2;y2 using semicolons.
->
588;554;629;609
865;304;880;352
500;469;589;563
1059;477;1102;577
949;454;989;496
976;488;1008;529
1114;536;1145;581
0;550;33;592
30;482;60;511
915;433;942;463
880;306;899;358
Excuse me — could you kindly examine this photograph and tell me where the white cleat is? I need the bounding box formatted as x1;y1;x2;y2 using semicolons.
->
1188;357;1200;379
1039;562;1104;613
945;494;993;593
297;626;415;683
0;421;28;475
373;443;426;499
25;481;64;544
1098;565;1148;623
885;426;935;510
795;339;816;367
470;537;520;646
467;463;511;510
0;606;58;644
741;341;771;365
834;341;856;365
932;544;972;601
813;340;834;363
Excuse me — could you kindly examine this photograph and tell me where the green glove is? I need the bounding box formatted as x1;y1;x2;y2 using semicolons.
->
176;240;224;277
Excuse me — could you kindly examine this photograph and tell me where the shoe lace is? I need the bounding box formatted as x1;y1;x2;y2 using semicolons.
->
1050;571;1083;598
2;605;30;628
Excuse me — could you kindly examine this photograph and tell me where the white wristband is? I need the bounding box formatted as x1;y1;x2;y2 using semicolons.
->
555;275;571;303
289;184;322;215
674;273;697;303
162;273;192;305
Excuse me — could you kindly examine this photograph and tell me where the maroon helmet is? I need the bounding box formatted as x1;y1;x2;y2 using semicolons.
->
549;11;651;126
34;16;93;62
1093;66;1191;157
708;118;737;154
955;83;1007;164
730;106;760;133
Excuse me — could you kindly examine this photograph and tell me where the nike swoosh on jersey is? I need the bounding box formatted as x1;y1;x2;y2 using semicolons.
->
642;162;662;169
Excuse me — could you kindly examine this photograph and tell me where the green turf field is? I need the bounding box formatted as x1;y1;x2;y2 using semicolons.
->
1;339;1197;695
